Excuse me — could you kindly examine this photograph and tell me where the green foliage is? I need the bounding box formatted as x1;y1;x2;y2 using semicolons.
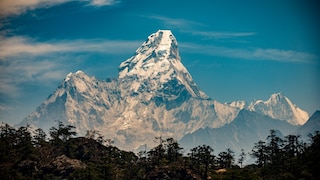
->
250;129;320;179
1;123;320;179
189;145;215;178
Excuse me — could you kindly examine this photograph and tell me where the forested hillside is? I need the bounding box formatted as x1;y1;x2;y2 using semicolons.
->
0;122;319;179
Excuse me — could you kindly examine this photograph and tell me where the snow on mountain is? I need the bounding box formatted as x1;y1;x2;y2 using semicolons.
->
20;70;121;133
225;93;309;125
18;30;311;152
118;30;208;100
225;100;246;109
248;93;309;125
19;30;240;151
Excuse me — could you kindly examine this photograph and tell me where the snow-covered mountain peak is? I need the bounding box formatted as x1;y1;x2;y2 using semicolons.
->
225;100;246;109
118;30;180;79
19;29;313;152
118;30;208;99
64;70;87;81
62;70;98;94
267;92;285;104
248;93;309;125
147;30;176;52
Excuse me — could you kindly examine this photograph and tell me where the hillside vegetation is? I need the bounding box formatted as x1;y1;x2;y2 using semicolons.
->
1;122;319;179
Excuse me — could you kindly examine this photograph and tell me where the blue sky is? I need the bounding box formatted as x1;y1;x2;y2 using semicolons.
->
0;0;319;125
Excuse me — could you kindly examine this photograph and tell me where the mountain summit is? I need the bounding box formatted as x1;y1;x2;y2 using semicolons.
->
119;30;180;78
226;93;309;125
18;30;308;151
248;93;309;125
118;30;208;100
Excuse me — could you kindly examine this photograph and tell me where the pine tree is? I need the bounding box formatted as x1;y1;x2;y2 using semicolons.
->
238;149;246;168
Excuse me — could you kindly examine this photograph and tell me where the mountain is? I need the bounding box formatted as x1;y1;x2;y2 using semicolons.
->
179;109;298;155
226;93;309;125
295;110;320;139
19;30;240;150
118;30;209;100
19;30;310;152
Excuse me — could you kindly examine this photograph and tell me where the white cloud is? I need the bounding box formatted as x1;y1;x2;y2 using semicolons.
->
0;104;12;111
0;0;71;17
0;0;118;17
180;42;317;63
0;56;66;97
0;35;140;97
252;48;317;63
147;16;255;40
192;31;256;39
0;35;140;59
148;16;205;29
89;0;118;6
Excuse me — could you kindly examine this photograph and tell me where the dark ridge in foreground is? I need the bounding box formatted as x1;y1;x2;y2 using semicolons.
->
1;122;320;179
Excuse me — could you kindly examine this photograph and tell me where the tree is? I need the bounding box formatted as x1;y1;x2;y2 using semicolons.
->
165;137;183;162
305;131;320;178
189;145;215;179
266;129;284;177
217;148;234;168
238;149;246;168
251;140;268;167
33;128;47;147
283;134;302;158
266;129;283;164
16;126;33;160
148;136;166;166
0;123;16;162
50;121;77;145
281;134;305;177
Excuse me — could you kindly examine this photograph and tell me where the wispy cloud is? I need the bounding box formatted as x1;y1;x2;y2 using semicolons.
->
192;31;256;39
147;16;205;29
251;48;317;63
0;35;140;59
0;35;140;97
180;43;317;63
0;104;12;111
89;0;118;6
147;16;255;40
0;0;71;17
0;0;118;17
0;56;68;97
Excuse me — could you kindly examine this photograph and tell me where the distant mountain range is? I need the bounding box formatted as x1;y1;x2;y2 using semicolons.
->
19;30;318;153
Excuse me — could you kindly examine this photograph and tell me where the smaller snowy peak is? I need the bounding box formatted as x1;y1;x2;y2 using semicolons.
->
225;100;247;109
61;71;98;93
75;70;85;75
64;70;86;82
248;93;309;125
